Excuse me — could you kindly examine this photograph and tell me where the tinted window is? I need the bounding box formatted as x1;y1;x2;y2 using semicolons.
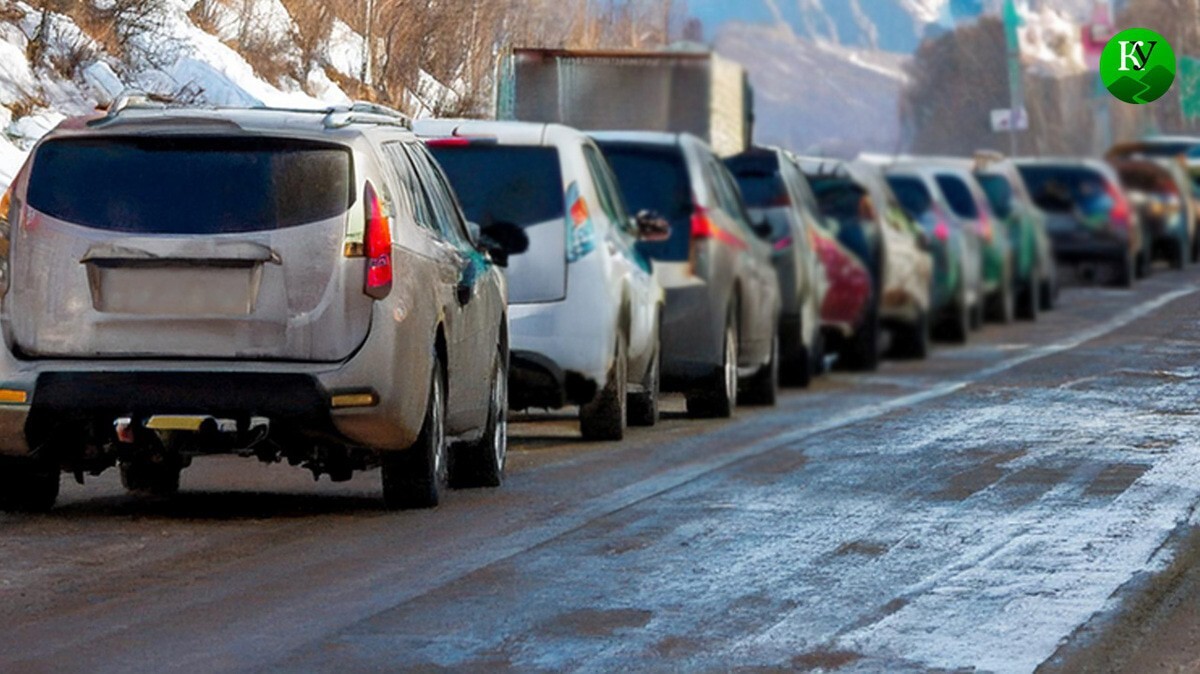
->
976;174;1014;217
407;144;471;245
725;153;789;209
935;175;980;219
381;142;431;230
887;176;933;216
596;141;693;261
28;136;351;234
582;144;630;231
806;176;865;221
428;145;564;230
1017;165;1107;213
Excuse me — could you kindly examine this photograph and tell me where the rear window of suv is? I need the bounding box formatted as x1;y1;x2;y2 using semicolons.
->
27;136;352;234
1017;165;1106;213
935;175;980;220
427;145;564;229
594;141;693;261
886;176;932;217
724;154;788;209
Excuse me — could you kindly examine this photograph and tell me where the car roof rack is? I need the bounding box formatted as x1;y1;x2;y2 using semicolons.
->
90;94;413;131
322;102;413;130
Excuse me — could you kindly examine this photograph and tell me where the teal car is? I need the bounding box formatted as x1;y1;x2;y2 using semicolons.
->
975;159;1056;317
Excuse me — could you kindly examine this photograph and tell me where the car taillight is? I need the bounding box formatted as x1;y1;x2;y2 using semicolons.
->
691;205;716;240
977;211;994;242
363;182;392;299
1107;181;1132;229
565;182;596;263
934;220;951;243
0;185;13;298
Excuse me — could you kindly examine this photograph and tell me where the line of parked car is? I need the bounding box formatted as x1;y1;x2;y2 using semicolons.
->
0;96;1194;513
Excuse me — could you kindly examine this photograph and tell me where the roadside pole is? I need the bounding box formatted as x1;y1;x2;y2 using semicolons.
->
1002;0;1025;156
1082;1;1114;153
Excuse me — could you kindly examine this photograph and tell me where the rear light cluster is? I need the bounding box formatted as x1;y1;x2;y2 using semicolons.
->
363;182;393;299
690;204;747;250
1106;180;1132;230
565;182;597;263
0;186;13;297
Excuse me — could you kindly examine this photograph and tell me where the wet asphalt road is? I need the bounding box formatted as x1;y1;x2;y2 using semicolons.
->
4;268;1200;673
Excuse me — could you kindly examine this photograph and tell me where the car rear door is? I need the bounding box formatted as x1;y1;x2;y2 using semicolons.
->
11;133;371;362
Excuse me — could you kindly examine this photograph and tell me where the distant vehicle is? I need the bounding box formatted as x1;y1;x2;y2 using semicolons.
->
417;120;665;441
921;161;1016;324
798;158;934;363
0;102;525;512
884;164;979;342
1108;156;1194;272
973;155;1059;315
1015;158;1138;288
499;48;754;157
594;132;782;417
1114;139;1200;262
724;146;828;386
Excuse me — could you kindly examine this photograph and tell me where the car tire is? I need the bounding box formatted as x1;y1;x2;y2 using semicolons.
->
1171;236;1188;270
627;340;660;428
892;310;930;360
1135;248;1151;279
1017;279;1040;321
741;334;779;406
450;345;507;489
781;326;814;389
987;283;1014;324
580;335;628;441
0;457;59;513
939;292;970;344
686;310;738;419
119;458;182;497
840;301;880;372
1114;253;1135;288
382;357;448;510
1039;278;1056;311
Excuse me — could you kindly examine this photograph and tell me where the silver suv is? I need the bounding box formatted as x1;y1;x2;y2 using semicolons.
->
0;101;521;511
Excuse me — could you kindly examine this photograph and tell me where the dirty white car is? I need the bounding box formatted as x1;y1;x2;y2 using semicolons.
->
420;120;665;441
0;101;522;511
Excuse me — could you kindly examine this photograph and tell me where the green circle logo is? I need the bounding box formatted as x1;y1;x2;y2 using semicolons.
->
1100;28;1176;104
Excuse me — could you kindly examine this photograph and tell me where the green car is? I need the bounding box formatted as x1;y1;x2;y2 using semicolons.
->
975;158;1058;316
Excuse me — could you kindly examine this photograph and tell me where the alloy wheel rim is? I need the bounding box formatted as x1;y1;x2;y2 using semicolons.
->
725;326;737;404
493;357;507;468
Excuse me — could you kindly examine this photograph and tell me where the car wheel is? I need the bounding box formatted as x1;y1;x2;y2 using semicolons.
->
627;340;660;428
0;457;59;513
1135;248;1151;279
742;334;779;406
1171;236;1188;270
580;335;628;441
450;345;507;489
382;356;447;510
1039;278;1056;311
892;309;930;360
1017;279;1040;321
987;283;1014;324
686;310;738;419
840;301;880;372
809;328;827;377
1114;253;1135;288
119;457;182;497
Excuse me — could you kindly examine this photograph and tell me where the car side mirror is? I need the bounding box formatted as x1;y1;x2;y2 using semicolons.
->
478;221;529;268
916;230;933;252
751;218;773;240
634;210;671;242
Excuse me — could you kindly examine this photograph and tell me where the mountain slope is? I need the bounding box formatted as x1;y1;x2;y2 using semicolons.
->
716;23;908;157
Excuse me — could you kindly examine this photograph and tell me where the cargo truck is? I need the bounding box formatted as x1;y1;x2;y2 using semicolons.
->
495;47;754;157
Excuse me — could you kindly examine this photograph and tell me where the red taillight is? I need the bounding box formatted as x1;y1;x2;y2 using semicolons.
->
691;205;716;240
363;182;392;299
977;211;994;242
1106;181;1132;229
934;220;951;243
